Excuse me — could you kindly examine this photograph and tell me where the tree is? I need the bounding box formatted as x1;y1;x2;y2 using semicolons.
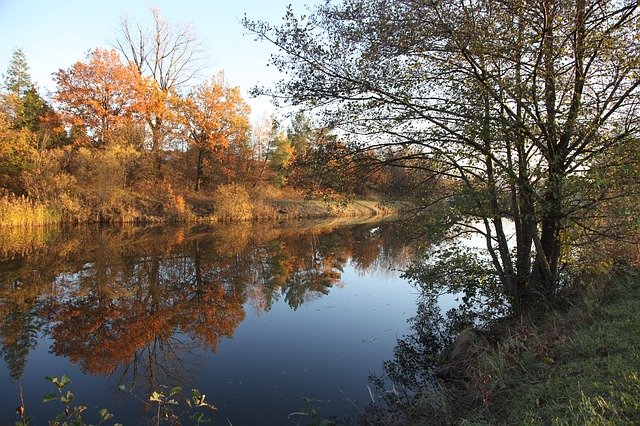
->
114;8;206;153
3;48;32;97
286;111;316;188
247;114;276;187
53;48;141;145
180;73;250;191
16;86;66;149
268;129;294;188
287;111;314;155
245;0;640;303
0;110;34;193
1;50;66;150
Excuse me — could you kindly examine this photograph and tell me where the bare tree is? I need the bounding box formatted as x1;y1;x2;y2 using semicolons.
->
113;8;207;153
115;7;206;91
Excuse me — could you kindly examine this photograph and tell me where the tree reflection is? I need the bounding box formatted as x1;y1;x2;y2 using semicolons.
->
363;247;509;424
0;220;414;389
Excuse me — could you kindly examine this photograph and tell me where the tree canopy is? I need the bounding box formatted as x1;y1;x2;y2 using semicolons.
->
244;0;640;303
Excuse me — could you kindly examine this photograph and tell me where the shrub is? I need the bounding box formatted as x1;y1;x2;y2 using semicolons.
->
211;183;253;221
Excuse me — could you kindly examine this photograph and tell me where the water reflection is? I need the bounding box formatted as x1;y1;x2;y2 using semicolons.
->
363;246;510;424
0;221;414;394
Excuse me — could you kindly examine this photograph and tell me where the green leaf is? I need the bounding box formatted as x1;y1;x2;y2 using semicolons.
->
149;391;164;402
98;408;114;421
59;374;71;388
60;390;74;405
42;393;58;403
14;414;32;426
169;386;182;397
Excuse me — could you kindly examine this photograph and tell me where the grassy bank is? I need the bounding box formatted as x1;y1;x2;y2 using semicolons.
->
422;270;640;424
253;198;402;220
0;186;408;227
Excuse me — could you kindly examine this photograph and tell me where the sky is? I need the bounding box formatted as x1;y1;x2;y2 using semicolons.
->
0;0;315;121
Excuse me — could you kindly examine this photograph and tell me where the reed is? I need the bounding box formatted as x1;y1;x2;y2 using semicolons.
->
0;193;60;227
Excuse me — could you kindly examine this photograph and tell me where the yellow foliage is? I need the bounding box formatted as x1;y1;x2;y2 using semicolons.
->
0;192;60;227
175;195;187;214
212;183;253;221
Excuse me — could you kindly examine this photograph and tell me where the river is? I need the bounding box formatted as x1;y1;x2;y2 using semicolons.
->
0;220;462;424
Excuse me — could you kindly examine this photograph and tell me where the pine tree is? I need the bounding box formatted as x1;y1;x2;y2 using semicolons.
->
3;48;33;97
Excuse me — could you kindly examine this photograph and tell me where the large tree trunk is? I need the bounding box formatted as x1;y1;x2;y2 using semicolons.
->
538;167;563;293
534;0;562;298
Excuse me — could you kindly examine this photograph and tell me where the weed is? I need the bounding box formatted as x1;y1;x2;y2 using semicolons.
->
15;375;217;425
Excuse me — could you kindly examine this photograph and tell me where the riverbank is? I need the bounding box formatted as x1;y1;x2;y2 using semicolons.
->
409;270;640;424
0;189;409;227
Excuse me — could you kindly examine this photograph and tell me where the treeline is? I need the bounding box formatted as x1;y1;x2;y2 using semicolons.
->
0;11;424;225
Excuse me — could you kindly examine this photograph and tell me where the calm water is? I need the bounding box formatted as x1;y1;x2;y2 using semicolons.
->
0;220;446;424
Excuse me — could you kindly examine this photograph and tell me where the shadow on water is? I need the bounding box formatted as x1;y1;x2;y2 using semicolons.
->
0;220;420;423
358;243;511;425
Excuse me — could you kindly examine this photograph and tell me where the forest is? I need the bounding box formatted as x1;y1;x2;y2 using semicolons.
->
0;10;420;227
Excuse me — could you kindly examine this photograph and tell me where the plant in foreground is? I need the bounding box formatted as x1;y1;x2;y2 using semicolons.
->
15;375;217;425
147;386;217;425
15;374;120;426
288;398;336;426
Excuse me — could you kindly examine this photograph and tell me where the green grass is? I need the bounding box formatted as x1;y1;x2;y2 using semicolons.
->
456;273;640;425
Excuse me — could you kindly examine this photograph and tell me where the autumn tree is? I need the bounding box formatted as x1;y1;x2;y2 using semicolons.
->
286;112;314;188
0;49;65;193
0;111;33;193
53;48;141;146
247;114;277;187
245;0;640;303
114;8;206;153
297;128;360;195
1;49;64;149
180;73;250;191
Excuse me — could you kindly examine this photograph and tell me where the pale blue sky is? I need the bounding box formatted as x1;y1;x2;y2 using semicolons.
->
0;0;314;119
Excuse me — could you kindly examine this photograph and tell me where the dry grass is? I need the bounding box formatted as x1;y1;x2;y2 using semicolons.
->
211;183;254;221
0;193;60;227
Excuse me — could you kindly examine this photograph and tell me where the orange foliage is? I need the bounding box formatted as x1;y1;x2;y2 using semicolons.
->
180;73;251;189
134;77;181;151
181;73;250;152
53;49;141;145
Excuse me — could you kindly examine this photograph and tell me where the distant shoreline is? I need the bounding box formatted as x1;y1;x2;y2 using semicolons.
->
0;193;411;228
